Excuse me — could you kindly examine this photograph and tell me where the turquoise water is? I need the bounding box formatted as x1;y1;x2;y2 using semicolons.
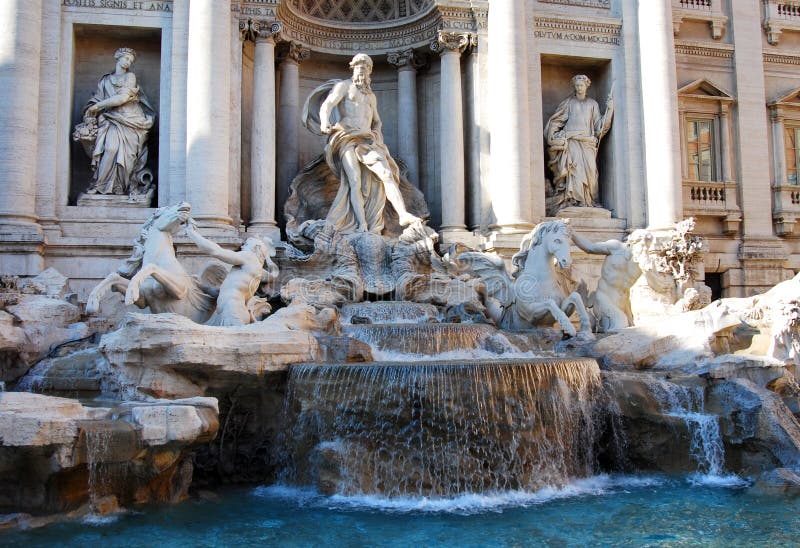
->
3;474;799;547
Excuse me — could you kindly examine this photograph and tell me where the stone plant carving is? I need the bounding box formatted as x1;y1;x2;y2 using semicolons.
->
629;218;710;323
185;222;279;326
545;75;613;215
73;47;156;200
86;202;219;323
296;53;426;240
459;220;594;339
571;229;654;332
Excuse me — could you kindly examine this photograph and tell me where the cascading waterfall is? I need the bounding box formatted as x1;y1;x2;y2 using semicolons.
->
278;358;602;497
83;423;115;502
343;323;507;355
650;380;725;476
341;302;440;324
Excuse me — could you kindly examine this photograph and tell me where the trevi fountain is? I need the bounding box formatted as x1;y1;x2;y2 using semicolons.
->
1;1;800;545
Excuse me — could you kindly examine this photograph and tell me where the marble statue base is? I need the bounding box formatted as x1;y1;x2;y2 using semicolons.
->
77;188;155;208
554;206;626;240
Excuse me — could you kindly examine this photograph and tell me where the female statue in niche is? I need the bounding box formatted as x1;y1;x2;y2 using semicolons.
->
73;47;156;197
544;74;613;215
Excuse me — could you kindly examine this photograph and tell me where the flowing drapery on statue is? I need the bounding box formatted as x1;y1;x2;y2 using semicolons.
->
545;75;613;214
302;81;391;234
73;47;156;197
299;54;422;237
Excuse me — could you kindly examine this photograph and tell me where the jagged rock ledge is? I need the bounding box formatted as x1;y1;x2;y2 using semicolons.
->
0;392;218;514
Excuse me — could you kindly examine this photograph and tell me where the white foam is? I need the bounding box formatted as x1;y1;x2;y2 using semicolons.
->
82;513;122;526
253;475;666;514
686;472;749;488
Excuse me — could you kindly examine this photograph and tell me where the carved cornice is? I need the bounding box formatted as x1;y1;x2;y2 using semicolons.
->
674;40;734;59
387;49;428;70
430;31;477;56
277;41;311;64
240;19;282;43
764;52;800;66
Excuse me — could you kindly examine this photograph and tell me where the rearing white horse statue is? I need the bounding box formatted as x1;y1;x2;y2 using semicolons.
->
459;220;594;339
86;202;218;323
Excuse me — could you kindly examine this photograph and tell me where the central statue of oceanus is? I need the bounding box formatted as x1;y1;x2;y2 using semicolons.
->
459;220;594;339
286;53;428;243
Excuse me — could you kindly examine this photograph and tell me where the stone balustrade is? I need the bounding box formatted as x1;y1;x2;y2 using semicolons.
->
672;0;727;39
773;185;800;236
682;180;741;234
763;0;800;44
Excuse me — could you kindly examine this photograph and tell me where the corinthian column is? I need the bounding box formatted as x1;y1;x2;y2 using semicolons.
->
387;49;422;187
276;42;310;226
248;20;282;241
487;0;534;232
186;0;232;231
432;32;475;242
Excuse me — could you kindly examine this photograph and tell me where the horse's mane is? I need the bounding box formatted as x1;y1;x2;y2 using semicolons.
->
117;207;169;279
511;220;569;279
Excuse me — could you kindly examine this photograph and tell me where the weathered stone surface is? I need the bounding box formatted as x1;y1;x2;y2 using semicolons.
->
29;268;71;300
0;293;92;384
99;308;323;398
701;355;792;389
591;329;683;368
601;371;700;472
0;392;219;513
16;347;107;394
749;467;800;496
708;379;800;473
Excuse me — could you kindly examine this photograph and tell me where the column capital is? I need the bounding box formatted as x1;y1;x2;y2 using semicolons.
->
277;41;311;64
430;31;477;56
387;49;427;71
241;19;282;43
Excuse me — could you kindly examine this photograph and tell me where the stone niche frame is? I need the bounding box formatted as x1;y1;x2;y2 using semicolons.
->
768;86;800;237
539;55;616;214
55;7;173;233
69;24;162;207
677;78;741;235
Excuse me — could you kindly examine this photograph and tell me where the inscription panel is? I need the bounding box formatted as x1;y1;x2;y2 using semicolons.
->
534;16;621;46
62;0;173;12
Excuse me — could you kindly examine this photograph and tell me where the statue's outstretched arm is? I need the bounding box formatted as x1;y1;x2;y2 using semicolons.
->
572;231;617;255
185;220;245;266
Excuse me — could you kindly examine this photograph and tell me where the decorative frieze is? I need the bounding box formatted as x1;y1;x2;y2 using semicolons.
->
275;3;439;53
534;15;621;46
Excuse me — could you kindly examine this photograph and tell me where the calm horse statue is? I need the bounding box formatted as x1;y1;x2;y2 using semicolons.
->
459;220;594;339
86;202;218;323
